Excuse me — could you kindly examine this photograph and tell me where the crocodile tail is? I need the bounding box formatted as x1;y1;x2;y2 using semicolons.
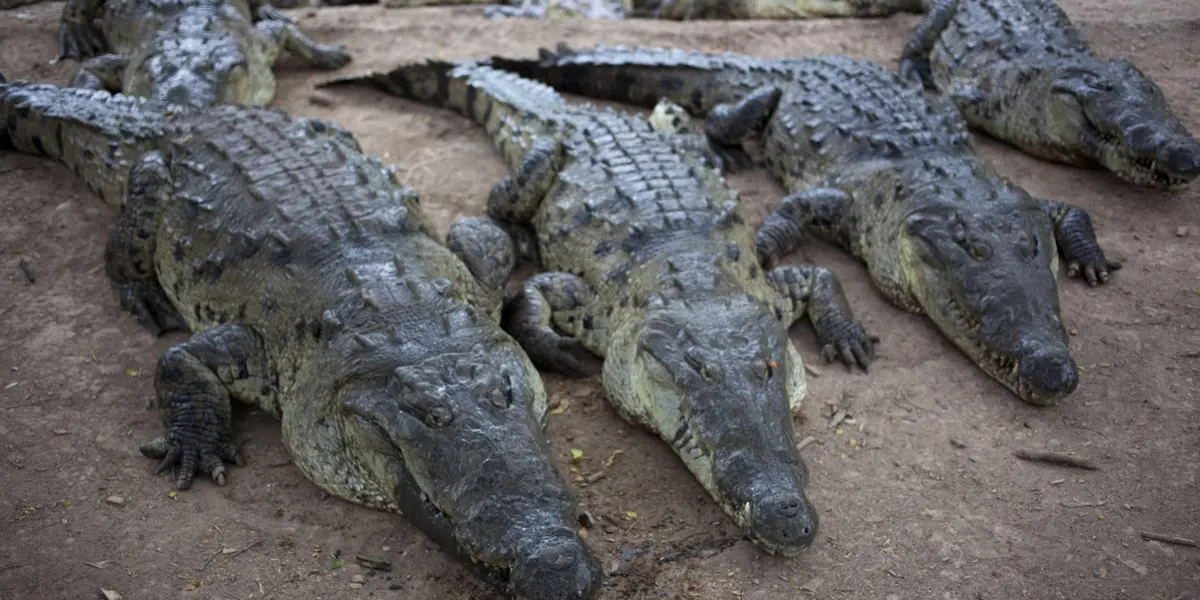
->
0;82;166;204
321;60;567;168
490;43;770;117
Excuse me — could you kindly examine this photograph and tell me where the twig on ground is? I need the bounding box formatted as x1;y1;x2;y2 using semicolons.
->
202;540;262;570
1140;532;1198;548
1013;449;1097;470
1061;500;1105;508
0;563;31;571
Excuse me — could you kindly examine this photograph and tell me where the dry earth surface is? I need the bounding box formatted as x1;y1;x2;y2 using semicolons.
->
1;2;1198;599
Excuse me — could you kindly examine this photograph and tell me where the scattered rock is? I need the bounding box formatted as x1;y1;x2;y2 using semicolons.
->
799;576;824;593
1146;540;1176;557
104;496;125;506
1176;226;1189;237
348;582;363;589
949;438;967;449
99;590;122;600
1119;557;1148;576
352;574;366;583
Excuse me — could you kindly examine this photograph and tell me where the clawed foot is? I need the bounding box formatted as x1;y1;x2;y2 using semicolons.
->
521;330;601;379
708;141;755;173
58;23;106;61
817;315;879;372
1065;256;1121;287
117;282;186;336
139;434;244;490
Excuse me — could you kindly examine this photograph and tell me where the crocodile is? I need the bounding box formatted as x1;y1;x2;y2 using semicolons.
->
271;0;925;20
58;0;352;109
0;78;601;600
321;60;880;555
492;45;1122;406
899;0;1200;190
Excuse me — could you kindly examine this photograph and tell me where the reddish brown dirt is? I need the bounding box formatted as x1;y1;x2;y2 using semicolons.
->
1;3;1198;599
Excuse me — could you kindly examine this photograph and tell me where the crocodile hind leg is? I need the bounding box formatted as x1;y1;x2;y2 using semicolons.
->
898;0;958;88
58;0;107;60
1037;199;1122;286
502;273;604;378
68;54;129;92
104;153;185;336
755;187;856;265
254;18;353;70
140;324;275;490
706;85;783;147
487;137;564;223
767;265;879;371
651;98;753;173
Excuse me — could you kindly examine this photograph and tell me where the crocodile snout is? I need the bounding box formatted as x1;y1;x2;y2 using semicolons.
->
511;535;602;600
1159;140;1200;179
749;492;818;553
1018;348;1079;405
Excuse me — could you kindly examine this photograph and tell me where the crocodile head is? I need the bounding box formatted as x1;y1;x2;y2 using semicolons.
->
899;190;1078;405
623;299;817;555
1045;59;1200;190
131;41;254;109
339;337;601;600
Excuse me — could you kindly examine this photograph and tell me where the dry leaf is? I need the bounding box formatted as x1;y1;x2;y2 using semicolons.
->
569;448;584;462
549;400;569;415
604;449;624;467
100;589;123;600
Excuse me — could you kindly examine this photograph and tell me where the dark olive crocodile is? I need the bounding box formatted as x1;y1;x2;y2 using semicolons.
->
0;77;600;600
321;59;881;555
899;0;1200;190
493;45;1122;406
58;0;351;109
274;0;925;20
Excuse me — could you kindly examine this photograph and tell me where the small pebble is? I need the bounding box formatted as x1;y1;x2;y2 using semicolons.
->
381;546;391;552
352;574;366;583
1176;226;1189;237
105;496;125;506
349;582;363;589
309;92;335;107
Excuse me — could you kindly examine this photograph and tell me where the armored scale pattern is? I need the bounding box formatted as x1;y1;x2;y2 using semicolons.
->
494;44;1121;406
59;0;351;109
276;0;925;20
322;59;881;556
900;0;1200;190
0;79;601;600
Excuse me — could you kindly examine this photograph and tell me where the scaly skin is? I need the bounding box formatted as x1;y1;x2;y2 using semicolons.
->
275;0;924;20
493;45;1123;406
58;0;352;109
0;79;599;600
899;0;1200;190
322;60;881;555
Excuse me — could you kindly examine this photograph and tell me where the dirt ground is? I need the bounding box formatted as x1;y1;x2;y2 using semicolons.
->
1;2;1198;599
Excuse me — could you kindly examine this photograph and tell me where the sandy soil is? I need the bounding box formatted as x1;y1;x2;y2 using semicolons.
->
1;2;1198;599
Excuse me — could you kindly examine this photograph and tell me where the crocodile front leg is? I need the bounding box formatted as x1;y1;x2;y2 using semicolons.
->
755;187;856;265
447;216;518;290
898;0;957;88
58;0;107;60
487;137;564;223
140;324;275;490
104;153;185;336
68;54;129;92
502;273;604;378
1038;199;1122;286
767;265;878;371
254;18;353;70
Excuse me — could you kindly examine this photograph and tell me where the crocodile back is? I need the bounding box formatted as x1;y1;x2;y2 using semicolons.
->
534;109;747;300
929;0;1094;88
764;56;973;190
153;106;484;366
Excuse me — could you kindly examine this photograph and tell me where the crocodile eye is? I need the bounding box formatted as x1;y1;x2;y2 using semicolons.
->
968;244;991;260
